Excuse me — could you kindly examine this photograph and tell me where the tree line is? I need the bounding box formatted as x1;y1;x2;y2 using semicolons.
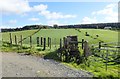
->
59;22;120;29
1;22;120;32
1;25;51;32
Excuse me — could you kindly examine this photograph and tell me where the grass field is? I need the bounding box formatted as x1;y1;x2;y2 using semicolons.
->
1;28;119;78
1;29;118;45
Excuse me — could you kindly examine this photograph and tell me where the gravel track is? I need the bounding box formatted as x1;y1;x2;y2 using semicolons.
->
2;52;93;77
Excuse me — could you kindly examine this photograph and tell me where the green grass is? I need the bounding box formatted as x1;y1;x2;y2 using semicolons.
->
1;28;119;78
62;56;119;77
1;29;118;46
1;29;38;44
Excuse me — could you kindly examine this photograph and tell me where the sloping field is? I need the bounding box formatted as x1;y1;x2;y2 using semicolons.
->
1;29;119;77
2;29;118;46
2;29;37;43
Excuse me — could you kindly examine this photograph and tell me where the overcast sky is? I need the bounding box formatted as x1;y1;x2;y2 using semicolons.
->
0;0;119;28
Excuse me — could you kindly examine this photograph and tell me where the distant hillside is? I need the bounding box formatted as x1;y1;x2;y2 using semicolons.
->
1;22;120;32
59;22;120;29
1;25;52;32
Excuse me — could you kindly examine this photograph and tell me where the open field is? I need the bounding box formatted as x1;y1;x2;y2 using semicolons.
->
1;29;118;45
1;29;119;78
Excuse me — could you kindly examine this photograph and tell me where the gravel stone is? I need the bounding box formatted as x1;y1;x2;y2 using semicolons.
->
2;52;93;77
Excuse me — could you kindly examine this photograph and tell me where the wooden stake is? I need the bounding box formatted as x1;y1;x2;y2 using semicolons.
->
30;36;32;48
37;37;39;46
99;42;101;52
15;35;17;45
49;38;51;49
9;33;12;47
20;35;22;48
43;38;46;50
60;38;62;49
82;39;84;49
48;37;50;47
41;37;43;46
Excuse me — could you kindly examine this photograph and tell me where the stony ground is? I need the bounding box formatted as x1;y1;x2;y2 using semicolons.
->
2;52;93;77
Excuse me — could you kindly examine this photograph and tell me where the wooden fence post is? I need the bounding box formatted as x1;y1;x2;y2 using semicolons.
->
82;39;84;49
60;38;62;49
30;36;32;48
83;41;91;58
99;42;101;52
49;38;51;49
9;33;12;47
48;37;49;47
41;37;43;46
85;32;88;36
20;35;22;48
63;37;66;48
43;38;46;50
15;35;17;45
37;37;39;46
105;49;108;71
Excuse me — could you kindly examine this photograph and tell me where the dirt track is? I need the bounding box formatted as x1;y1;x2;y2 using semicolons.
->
2;52;93;77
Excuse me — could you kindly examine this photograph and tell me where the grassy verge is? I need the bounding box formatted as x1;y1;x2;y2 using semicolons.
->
62;56;119;78
1;42;119;78
43;47;119;78
1;42;53;57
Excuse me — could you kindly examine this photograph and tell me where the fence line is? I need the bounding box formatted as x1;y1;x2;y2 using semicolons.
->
90;42;120;47
18;28;42;43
